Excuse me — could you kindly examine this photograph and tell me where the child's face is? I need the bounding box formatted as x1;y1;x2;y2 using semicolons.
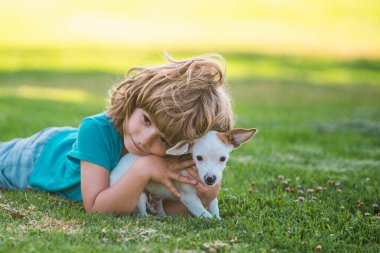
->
123;108;170;157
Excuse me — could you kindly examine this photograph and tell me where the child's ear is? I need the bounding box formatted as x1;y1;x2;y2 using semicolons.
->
166;141;191;156
224;128;258;149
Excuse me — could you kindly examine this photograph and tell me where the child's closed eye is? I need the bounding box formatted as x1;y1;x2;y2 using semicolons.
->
159;137;170;149
141;112;169;149
142;114;152;126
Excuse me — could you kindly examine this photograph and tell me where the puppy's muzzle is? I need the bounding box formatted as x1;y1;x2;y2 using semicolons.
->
204;174;217;185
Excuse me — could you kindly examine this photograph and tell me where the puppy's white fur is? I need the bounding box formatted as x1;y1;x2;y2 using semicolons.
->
110;128;257;219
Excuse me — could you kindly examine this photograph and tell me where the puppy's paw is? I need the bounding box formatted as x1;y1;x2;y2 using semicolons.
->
134;210;149;217
199;211;213;219
214;214;222;220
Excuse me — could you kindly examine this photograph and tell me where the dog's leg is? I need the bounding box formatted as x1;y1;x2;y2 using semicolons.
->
180;194;212;218
135;192;149;216
208;198;221;220
156;199;167;216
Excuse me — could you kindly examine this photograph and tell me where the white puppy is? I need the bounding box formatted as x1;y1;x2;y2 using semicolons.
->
110;128;257;219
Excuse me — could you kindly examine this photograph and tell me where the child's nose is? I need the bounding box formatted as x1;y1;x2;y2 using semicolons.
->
139;128;158;147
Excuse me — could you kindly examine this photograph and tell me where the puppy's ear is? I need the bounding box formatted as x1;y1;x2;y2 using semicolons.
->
224;128;258;149
166;141;191;156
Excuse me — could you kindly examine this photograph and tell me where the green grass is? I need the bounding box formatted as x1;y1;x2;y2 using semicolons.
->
1;48;380;86
0;51;379;252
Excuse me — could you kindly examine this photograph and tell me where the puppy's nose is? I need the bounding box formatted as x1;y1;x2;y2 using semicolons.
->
204;174;216;185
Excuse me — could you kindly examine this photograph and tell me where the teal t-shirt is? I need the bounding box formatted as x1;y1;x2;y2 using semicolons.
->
28;113;124;201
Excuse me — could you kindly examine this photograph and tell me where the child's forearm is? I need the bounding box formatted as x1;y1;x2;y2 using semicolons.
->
87;159;150;214
83;157;219;216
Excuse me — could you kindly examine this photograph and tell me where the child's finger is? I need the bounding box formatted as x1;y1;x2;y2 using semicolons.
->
178;153;192;161
173;159;195;171
164;181;181;198
195;180;210;193
170;172;197;185
186;167;200;181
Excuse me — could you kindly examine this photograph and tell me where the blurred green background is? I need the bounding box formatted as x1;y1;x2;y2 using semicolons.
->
1;0;380;56
1;1;380;251
1;0;380;69
1;0;380;136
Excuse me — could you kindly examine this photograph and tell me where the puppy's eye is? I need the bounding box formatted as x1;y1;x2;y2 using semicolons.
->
220;156;226;162
196;156;203;161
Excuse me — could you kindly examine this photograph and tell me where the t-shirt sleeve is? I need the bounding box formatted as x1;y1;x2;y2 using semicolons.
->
72;119;112;170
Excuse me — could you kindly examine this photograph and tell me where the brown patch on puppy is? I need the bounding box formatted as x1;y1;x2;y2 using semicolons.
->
226;128;258;148
216;132;229;145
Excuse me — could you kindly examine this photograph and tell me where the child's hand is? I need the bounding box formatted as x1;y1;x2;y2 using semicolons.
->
185;166;221;206
141;155;197;197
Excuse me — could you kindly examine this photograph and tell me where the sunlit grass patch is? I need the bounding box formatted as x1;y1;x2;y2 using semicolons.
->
0;85;103;105
1;49;379;87
1;203;83;235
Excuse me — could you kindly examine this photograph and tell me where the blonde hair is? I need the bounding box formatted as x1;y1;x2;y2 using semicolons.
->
107;53;233;146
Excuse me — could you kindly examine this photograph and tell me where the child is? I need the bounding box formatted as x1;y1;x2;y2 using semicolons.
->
0;53;233;216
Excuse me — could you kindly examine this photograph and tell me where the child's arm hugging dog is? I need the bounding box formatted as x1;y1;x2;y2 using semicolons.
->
0;53;233;216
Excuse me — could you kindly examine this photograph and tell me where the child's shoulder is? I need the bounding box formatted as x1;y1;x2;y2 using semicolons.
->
81;112;113;127
78;112;117;136
78;113;120;142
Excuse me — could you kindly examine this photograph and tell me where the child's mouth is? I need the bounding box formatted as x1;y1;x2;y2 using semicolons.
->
130;136;146;154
